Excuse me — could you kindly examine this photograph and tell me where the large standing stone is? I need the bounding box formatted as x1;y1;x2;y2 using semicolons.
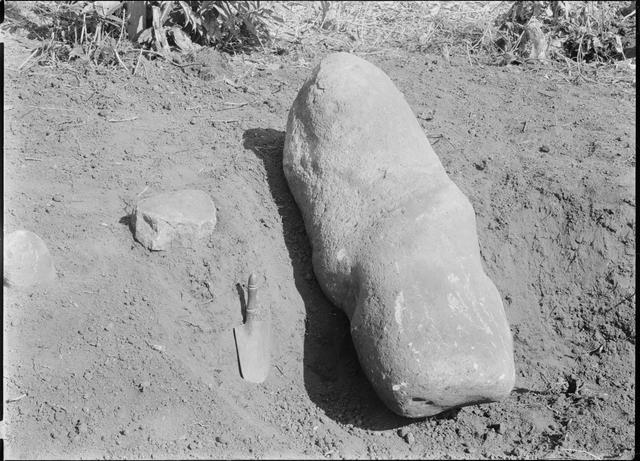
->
133;189;217;251
3;230;56;287
283;53;515;418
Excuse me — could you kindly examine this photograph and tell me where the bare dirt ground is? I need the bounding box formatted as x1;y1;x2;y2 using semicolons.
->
2;9;636;460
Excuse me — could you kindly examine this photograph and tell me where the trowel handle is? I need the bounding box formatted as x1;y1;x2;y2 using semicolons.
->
246;272;259;323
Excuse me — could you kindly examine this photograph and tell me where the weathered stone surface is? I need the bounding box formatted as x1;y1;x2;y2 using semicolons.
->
133;189;217;251
283;53;515;417
3;230;56;287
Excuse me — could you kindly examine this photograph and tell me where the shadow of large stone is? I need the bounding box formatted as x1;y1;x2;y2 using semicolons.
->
243;127;410;430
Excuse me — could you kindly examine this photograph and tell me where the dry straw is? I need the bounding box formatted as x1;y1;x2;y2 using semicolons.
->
266;1;512;55
264;1;635;85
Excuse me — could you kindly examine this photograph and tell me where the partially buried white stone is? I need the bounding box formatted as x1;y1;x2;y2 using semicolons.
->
3;230;57;287
283;53;515;418
133;189;217;251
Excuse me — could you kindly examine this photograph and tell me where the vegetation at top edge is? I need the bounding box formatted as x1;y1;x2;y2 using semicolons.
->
1;1;635;73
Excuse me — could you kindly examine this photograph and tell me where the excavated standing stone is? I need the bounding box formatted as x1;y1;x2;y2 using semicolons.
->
283;53;515;418
133;189;217;251
3;230;56;287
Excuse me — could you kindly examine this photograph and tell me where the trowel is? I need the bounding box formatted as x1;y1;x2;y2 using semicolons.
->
233;273;271;383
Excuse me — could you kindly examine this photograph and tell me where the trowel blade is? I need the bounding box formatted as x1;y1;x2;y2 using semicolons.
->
233;320;271;383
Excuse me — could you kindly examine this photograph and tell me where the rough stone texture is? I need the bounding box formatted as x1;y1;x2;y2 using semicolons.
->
133;189;217;251
283;53;515;418
3;230;56;287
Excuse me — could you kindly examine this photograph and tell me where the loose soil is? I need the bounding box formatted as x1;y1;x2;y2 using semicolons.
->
2;24;636;460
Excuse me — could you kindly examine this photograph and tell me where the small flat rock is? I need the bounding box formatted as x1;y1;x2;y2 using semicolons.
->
3;230;56;287
132;189;217;251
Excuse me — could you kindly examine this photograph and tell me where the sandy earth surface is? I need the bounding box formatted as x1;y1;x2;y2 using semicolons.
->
2;20;636;460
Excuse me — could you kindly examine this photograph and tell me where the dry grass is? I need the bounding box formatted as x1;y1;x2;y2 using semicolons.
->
3;1;134;71
266;1;510;55
263;1;635;85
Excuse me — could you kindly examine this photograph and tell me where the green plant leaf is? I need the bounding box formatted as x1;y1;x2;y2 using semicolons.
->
159;1;175;25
